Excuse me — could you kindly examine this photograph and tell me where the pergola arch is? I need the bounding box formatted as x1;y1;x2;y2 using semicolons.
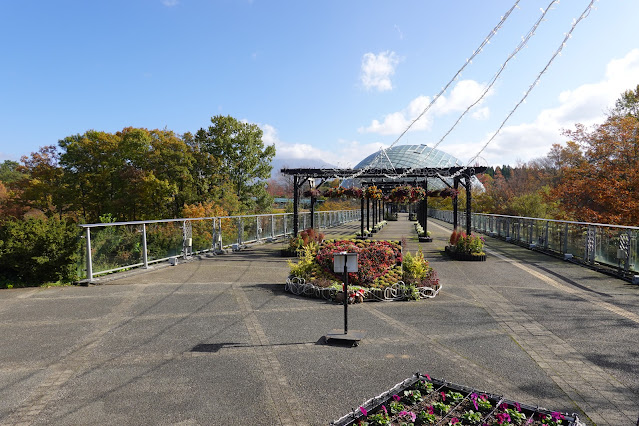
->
280;166;486;237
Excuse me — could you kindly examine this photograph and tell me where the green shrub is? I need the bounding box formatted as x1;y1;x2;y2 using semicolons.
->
0;217;81;286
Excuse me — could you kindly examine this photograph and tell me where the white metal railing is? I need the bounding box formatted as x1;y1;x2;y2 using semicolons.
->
79;209;361;281
428;209;639;277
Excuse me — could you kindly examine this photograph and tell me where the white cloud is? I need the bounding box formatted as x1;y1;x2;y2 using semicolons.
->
478;48;639;165
359;79;490;135
260;124;387;168
472;107;490;120
360;51;400;92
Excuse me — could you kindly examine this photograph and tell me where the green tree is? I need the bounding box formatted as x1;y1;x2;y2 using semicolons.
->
0;160;24;184
0;217;80;286
58;128;196;221
194;115;276;213
611;83;639;119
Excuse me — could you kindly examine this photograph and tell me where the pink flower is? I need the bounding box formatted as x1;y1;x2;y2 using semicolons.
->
450;418;460;425
359;406;367;416
425;374;431;381
392;394;400;402
496;412;511;425
470;393;479;410
440;391;446;401
381;405;388;415
514;402;521;412
551;412;565;421
399;411;416;422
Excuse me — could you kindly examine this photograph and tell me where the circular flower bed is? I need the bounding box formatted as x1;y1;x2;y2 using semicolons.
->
286;239;441;302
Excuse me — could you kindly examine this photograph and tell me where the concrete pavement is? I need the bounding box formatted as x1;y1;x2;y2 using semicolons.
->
0;215;637;425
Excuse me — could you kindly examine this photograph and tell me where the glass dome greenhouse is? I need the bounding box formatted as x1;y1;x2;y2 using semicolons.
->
352;144;483;191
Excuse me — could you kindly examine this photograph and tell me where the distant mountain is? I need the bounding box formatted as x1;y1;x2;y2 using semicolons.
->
269;158;338;178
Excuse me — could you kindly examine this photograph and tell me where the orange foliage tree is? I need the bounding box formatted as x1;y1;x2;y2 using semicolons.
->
550;116;639;225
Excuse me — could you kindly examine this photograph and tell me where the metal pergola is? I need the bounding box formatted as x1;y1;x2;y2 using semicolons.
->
280;166;487;237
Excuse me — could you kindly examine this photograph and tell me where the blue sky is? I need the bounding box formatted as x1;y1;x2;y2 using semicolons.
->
1;0;638;168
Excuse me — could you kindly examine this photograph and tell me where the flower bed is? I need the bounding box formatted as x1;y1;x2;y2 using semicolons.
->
331;373;584;426
286;239;441;302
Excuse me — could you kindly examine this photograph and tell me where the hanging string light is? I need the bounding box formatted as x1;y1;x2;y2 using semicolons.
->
391;0;560;181
342;0;523;182
463;0;596;168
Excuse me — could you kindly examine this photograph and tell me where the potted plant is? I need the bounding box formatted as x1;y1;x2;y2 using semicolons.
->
445;230;486;261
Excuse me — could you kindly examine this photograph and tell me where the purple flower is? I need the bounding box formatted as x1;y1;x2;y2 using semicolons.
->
392;394;400;402
551;412;565;421
514;402;521;412
449;418;460;425
359;406;367;416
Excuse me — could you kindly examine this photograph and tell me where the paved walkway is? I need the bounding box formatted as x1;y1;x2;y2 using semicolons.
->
0;215;637;425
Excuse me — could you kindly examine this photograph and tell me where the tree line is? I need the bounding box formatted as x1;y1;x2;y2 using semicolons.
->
0;115;276;223
0;115;275;286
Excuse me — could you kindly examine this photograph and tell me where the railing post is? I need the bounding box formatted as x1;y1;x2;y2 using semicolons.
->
219;218;223;250
626;230;632;273
238;217;243;245
564;223;569;254
544;221;549;249
256;216;260;241
271;215;275;238
529;222;533;245
142;224;148;269
85;227;93;282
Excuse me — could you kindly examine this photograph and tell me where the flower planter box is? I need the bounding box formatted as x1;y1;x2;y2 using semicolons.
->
408;213;418;221
280;248;298;257
445;246;486;261
332;373;584;426
418;236;432;243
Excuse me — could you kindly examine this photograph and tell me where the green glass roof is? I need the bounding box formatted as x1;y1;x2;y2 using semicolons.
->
352;144;482;191
354;144;462;170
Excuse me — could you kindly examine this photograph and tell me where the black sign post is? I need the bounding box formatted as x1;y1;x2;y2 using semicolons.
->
325;252;365;346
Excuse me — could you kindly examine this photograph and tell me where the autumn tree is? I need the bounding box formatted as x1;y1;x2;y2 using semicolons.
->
194;115;275;213
13;146;66;218
550;116;639;225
